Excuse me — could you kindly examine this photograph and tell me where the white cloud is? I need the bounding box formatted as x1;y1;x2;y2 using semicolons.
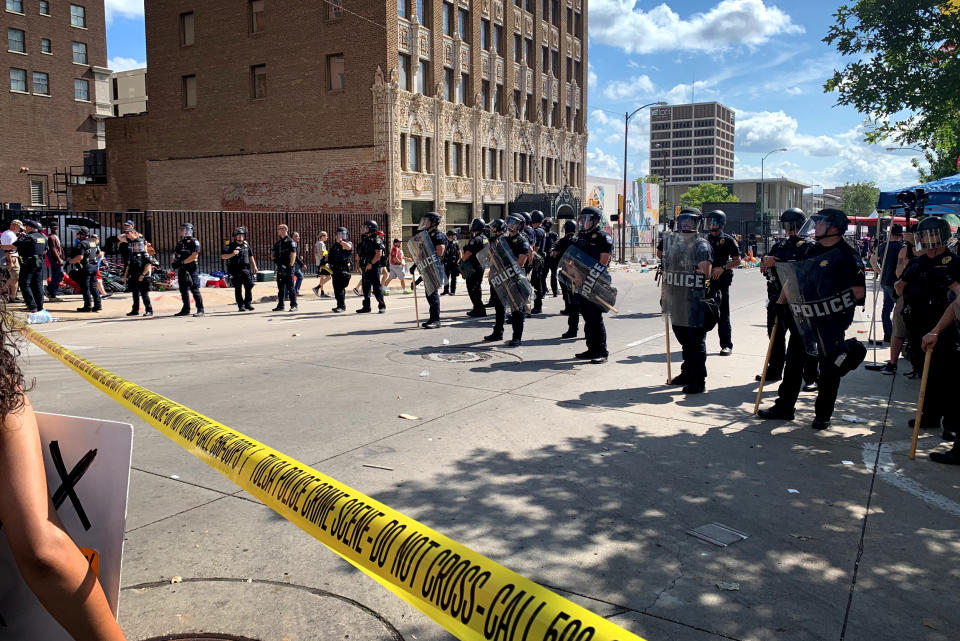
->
105;0;143;23
587;62;598;90
590;0;802;54
108;56;146;72
588;109;652;178
736;110;844;157
602;75;655;102
587;147;621;178
663;80;718;105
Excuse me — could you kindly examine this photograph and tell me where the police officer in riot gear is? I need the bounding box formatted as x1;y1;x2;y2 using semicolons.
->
272;223;298;311
572;207;613;363
4;220;48;313
543;218;559;297
329;227;354;312
419;211;447;328
222;227;258;311
705;210;741;355
758;209;866;430
461;217;489;317
896;215;959;441
441;230;461;296
357;220;386;313
485;214;529;346
529;210;547;314
758;208;817;384
663;208;714;394
173;222;204;317
555;219;579;336
125;234;156;317
63;226;101;313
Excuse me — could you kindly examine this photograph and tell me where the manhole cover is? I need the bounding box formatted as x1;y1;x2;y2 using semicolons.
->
142;636;261;641
422;351;493;363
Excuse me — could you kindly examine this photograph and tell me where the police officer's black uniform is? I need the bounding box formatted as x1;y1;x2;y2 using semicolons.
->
15;222;47;312
462;219;488;316
899;218;959;438
554;221;578;337
424;224;447;327
530;211;547;314
485;220;529;346
357;221;386;313
272;232;298;311
329;228;354;312
760;210;866;429
442;233;461;295
225;235;255;311
573;209;613;363
173;226;204;316
543;220;559;296
705;211;739;354
126;240;154;317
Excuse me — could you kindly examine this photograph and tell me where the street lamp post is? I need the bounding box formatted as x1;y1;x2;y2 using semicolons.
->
620;100;667;263
760;147;787;224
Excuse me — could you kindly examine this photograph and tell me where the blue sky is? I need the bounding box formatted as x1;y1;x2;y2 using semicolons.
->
102;0;921;190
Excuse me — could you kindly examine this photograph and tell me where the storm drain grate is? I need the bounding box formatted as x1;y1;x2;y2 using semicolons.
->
686;522;749;547
421;351;493;363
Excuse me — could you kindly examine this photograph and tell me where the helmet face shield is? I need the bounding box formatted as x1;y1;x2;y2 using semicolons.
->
505;216;522;232
578;213;596;231
676;213;700;233
915;227;947;251
781;219;801;234
705;218;723;231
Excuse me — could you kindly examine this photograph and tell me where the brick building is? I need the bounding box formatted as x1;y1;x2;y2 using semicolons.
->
2;0;109;208
73;0;588;240
649;102;735;183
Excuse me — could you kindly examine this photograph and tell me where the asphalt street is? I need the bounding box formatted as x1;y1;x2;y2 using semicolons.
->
19;267;960;641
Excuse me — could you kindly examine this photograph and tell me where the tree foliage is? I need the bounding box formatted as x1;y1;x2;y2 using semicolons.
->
637;174;664;185
678;184;738;210
912;123;960;181
824;2;959;149
842;181;881;216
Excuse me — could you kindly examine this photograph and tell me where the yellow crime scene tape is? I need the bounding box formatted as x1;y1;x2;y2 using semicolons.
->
20;323;648;641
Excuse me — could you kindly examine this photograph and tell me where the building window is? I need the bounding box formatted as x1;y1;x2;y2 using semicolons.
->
32;71;48;95
328;53;344;89
524;0;532;11
541;97;548;124
565;6;572;33
39;0;48;15
416;59;428;94
8;28;25;53
409;135;421;172
180;12;195;46
493;24;503;54
329;0;343;19
481;19;489;50
493;83;502;113
6;0;22;12
443;67;453;101
513;89;521;117
251;64;266;99
573;59;581;84
574;11;581;37
72;41;87;64
70;4;85;27
486;148;497;179
552;101;559;127
458;73;469;104
447;142;462;176
416;0;427;25
398;0;409;19
249;0;265;33
541;46;548;72
525;38;533;67
481;79;490;110
40;38;50;53
182;74;197;107
442;2;453;36
29;179;45;206
550;0;559;25
457;8;469;41
9;68;26;92
526;93;534;122
398;53;411;91
74;77;89;100
566;55;572;79
551;49;559;77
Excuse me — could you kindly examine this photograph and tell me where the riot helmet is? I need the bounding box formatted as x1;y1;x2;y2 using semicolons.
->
676;207;702;233
77;226;90;237
563;219;577;234
810;208;848;240
335;226;349;241
446;230;458;239
129;237;146;253
530;210;544;224
364;220;379;235
470;217;486;233
180;222;194;236
543;219;553;231
578;206;602;233
705;210;726;232
915;216;951;252
489;219;506;235
419;211;441;231
233;227;247;238
505;213;525;234
779;208;806;234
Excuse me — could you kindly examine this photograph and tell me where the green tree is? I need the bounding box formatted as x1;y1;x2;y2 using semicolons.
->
637;174;663;185
912;124;960;182
841;181;880;216
678;184;738;211
824;2;959;149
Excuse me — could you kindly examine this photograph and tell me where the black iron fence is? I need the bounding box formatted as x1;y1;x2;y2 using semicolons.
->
0;209;389;274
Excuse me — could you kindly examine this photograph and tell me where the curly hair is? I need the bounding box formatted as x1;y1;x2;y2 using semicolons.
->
0;301;30;420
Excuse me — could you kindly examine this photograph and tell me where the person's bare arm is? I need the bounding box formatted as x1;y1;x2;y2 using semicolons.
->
0;395;127;641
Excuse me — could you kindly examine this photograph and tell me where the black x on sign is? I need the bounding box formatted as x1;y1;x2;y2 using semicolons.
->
49;441;97;532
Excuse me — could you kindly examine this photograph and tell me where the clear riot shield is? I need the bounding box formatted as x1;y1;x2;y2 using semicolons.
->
557;245;618;312
777;248;859;357
661;231;711;328
407;231;446;297
487;237;534;314
459;240;490;280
